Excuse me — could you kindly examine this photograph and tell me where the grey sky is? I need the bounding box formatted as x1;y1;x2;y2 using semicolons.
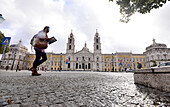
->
0;0;170;54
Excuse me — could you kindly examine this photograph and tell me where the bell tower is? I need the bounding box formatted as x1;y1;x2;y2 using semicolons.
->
66;30;75;54
94;29;101;54
93;29;102;71
66;30;75;71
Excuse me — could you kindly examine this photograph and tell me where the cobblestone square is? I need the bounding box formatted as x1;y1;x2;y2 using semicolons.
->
0;70;170;107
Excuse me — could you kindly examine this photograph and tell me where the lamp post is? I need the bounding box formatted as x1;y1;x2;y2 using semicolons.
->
0;14;5;23
59;53;62;71
112;53;114;72
11;50;17;70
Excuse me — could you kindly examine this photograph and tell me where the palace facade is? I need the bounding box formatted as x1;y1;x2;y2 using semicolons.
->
4;31;168;71
27;30;145;71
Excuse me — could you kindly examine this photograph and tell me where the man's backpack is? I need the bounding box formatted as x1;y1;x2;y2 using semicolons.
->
30;34;38;51
30;34;38;46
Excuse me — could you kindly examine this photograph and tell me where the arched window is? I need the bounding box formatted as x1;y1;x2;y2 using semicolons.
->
69;39;72;43
69;45;71;50
96;39;98;43
88;63;91;69
82;56;85;61
96;45;99;50
76;63;78;69
82;63;85;69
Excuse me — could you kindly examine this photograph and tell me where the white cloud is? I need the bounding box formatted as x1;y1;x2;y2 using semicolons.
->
0;0;170;54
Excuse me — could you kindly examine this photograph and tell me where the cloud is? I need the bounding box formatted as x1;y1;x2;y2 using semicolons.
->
0;0;170;54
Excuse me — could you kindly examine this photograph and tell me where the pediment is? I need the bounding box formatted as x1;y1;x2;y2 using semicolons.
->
75;49;93;55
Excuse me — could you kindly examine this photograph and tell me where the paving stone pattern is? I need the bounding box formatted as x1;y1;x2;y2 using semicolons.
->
0;70;170;107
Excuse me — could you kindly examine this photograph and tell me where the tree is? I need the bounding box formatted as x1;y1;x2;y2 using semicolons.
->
109;0;170;23
151;60;157;67
0;31;9;54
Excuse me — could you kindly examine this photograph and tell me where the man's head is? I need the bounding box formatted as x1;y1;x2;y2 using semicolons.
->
43;26;50;33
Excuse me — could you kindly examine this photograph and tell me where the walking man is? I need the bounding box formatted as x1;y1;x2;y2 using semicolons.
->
30;26;51;76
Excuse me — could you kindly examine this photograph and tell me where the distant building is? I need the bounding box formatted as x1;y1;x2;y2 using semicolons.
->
1;30;146;71
103;52;145;72
144;39;170;67
1;40;29;70
27;30;145;71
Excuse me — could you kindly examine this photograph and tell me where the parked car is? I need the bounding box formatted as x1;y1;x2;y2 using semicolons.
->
152;62;170;68
126;69;133;72
158;62;170;67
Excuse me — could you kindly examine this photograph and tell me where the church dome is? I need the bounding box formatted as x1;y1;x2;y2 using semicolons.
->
146;39;167;51
82;42;89;51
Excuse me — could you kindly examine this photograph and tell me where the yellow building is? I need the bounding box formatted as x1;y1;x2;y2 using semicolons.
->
28;52;66;71
102;52;145;72
102;54;114;72
27;52;145;72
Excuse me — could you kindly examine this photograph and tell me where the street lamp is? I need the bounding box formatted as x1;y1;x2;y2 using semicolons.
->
59;53;62;71
11;50;17;70
112;53;114;72
0;14;5;23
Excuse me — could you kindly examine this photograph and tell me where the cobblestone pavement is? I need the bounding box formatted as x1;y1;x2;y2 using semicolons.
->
0;70;170;107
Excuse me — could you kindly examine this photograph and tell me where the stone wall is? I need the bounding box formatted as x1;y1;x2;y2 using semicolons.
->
134;67;170;92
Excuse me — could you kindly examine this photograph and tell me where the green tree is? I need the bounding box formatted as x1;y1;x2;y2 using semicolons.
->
151;60;157;67
0;31;9;54
109;0;170;23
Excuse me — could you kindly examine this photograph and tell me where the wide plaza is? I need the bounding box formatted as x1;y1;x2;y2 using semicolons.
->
0;70;170;107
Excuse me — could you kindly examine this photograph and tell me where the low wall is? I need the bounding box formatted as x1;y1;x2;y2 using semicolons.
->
134;67;170;92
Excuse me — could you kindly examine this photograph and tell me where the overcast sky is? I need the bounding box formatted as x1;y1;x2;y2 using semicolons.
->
0;0;170;54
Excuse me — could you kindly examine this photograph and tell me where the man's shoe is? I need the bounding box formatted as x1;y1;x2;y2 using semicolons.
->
30;67;41;76
31;68;36;73
32;73;41;76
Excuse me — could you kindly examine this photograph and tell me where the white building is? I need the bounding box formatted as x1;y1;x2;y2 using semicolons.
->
144;39;170;67
65;30;102;71
1;40;29;70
